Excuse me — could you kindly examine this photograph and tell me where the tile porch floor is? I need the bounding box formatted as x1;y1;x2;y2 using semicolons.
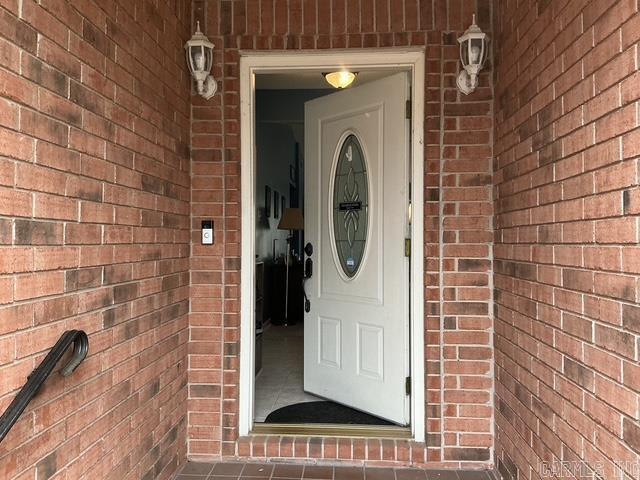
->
176;462;498;480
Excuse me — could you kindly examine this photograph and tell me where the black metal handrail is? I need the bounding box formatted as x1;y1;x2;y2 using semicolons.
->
0;330;89;443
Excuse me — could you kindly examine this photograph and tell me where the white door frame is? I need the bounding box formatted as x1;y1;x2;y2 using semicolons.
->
238;48;425;442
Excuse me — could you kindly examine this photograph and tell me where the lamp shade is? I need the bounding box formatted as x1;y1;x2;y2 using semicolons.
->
184;21;217;99
457;14;488;69
278;208;304;231
185;22;214;81
456;14;489;95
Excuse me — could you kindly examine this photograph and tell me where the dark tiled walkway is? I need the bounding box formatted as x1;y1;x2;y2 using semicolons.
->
176;462;497;480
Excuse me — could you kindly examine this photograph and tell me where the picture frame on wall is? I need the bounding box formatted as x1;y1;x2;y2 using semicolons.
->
274;191;280;219
265;185;271;217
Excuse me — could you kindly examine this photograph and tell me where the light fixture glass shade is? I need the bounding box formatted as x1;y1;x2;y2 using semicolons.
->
456;14;489;95
458;15;488;68
278;208;304;231
185;21;217;99
324;71;358;89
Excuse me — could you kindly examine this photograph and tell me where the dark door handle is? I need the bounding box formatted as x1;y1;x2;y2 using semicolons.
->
302;272;311;313
303;242;313;312
304;257;313;279
304;242;313;257
302;259;312;312
303;287;310;313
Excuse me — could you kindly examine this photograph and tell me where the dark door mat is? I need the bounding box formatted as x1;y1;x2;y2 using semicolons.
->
264;400;394;425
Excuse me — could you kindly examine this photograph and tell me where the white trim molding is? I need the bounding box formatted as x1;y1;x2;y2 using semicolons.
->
239;48;426;442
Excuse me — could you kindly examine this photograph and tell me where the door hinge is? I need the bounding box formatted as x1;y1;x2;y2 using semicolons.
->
404;238;411;257
405;99;411;119
405;376;411;395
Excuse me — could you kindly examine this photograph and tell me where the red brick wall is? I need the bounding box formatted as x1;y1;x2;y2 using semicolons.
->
189;0;495;468
0;1;191;479
493;0;640;478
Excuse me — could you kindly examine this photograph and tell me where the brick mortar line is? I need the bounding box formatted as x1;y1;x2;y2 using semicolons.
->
0;295;189;337
492;259;637;274
493;368;638;478
493;279;639;312
492;125;613;155
0;296;189;344
0;127;191;192
493;311;639;369
497;29;638;100
437;17;447;460
493;409;539;480
493;332;638;404
494;205;639;218
483;0;497;464
220;0;229;454
187;0;198;458
493;240;637;247
493;154;638;181
0;60;190;154
495;196;639;214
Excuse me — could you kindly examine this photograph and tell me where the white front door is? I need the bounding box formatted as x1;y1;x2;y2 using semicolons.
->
303;72;410;425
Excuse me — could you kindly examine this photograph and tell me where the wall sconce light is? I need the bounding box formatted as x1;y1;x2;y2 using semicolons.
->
323;71;358;89
456;14;489;95
184;21;217;100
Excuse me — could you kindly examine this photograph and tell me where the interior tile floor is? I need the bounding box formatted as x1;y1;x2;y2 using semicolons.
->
175;462;498;480
254;322;321;422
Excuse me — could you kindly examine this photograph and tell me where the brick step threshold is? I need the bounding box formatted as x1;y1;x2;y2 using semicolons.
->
176;461;500;480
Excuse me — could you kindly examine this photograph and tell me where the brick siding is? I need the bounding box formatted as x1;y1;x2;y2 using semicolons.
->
189;0;495;468
493;0;640;478
0;1;191;479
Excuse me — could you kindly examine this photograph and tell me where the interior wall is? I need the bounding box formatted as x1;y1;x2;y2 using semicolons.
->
189;0;495;467
493;0;640;478
255;122;296;263
0;2;192;479
255;88;330;262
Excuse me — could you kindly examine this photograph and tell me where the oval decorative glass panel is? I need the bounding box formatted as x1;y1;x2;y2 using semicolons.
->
332;134;369;278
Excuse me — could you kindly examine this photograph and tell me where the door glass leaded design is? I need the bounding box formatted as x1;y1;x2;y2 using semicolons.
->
332;134;369;278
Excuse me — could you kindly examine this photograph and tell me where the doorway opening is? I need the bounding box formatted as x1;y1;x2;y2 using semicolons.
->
239;50;426;441
253;83;331;424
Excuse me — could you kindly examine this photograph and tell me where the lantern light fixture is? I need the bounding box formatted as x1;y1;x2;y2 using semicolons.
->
323;71;358;89
456;14;489;95
184;21;217;100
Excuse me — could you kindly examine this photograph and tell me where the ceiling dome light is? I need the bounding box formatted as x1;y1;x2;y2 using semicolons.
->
323;71;358;89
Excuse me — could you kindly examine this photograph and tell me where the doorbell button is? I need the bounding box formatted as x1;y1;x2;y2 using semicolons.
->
202;220;214;245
